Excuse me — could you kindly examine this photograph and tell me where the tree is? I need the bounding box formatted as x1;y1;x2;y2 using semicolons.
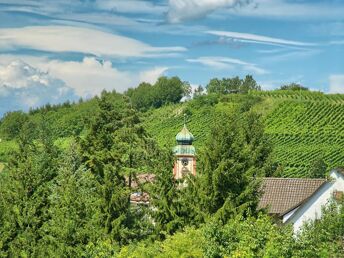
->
279;83;308;91
193;85;204;98
307;157;327;178
0;117;60;256
125;76;189;111
37;143;105;256
0;111;28;140
241;75;261;92
203;214;294;258
80;91;155;245
206;75;260;95
79;91;131;245
149;148;185;238
195;111;272;223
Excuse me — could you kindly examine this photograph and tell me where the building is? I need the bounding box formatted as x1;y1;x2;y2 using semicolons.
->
173;123;196;180
258;168;344;233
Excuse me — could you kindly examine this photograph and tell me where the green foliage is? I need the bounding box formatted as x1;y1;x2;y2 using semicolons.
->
0;118;60;256
149;148;184;237
37;144;105;257
1;76;344;257
202;214;294;258
120;202;343;257
206;75;261;94
294;201;344;258
118;227;203;258
0;140;18;162
195;111;272;223
280;83;309;91
80;91;155;245
126;76;190;111
0;111;28;140
307;157;327;178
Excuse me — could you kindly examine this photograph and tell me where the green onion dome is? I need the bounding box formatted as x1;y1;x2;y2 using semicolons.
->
176;124;194;145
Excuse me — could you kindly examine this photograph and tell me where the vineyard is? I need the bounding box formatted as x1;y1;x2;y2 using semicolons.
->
143;101;236;152
145;91;344;178
264;98;344;177
1;90;344;178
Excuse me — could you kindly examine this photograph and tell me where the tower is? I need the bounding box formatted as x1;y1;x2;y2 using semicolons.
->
173;118;196;180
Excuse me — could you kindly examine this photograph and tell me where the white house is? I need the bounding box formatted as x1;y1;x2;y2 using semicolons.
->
259;168;344;233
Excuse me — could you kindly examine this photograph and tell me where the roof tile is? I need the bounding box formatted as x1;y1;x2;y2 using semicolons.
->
258;177;326;216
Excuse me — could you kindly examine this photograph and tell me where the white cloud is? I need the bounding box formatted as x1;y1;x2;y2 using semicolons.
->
41;58;168;97
95;0;166;14
207;30;316;47
167;0;250;23
187;56;268;75
0;26;186;58
139;67;169;84
329;75;344;93
0;56;168;98
0;60;77;115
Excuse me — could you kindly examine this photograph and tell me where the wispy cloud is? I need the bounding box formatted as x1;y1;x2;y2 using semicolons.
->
329;75;344;94
260;49;321;63
329;40;344;45
226;0;344;20
167;0;251;23
0;26;186;58
187;56;268;75
207;30;316;47
95;0;166;14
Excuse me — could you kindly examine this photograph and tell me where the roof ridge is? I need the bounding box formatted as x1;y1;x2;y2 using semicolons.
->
262;177;326;181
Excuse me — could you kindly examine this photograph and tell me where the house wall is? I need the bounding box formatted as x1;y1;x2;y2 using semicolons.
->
285;170;344;233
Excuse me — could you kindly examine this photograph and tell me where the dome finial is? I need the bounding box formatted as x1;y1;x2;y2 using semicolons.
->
176;114;194;144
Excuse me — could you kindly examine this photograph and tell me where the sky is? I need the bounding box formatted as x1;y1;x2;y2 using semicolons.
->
0;0;343;116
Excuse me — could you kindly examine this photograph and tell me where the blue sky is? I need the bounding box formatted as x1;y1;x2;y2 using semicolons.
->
0;0;343;115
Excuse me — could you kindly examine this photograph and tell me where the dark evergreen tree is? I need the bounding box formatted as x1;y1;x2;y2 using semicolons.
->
80;91;156;245
37;142;105;256
79;91;130;245
149;148;184;238
0;117;60;256
196;111;272;223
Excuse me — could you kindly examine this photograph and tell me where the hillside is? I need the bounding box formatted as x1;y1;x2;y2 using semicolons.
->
144;90;344;178
1;90;344;178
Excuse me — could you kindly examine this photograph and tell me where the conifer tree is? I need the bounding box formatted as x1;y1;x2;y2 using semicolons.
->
196;111;272;223
149;148;184;238
80;91;156;245
80;91;130;244
37;142;105;256
0;116;60;256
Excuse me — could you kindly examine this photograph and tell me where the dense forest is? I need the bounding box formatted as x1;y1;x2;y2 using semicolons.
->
0;76;343;257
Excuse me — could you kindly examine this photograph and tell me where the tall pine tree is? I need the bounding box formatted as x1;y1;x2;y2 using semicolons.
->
196;111;272;224
0;116;60;256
